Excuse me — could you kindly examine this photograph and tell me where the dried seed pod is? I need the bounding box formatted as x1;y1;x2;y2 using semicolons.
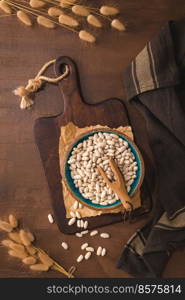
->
8;232;22;244
19;229;34;246
60;0;76;8
8;214;18;228
26;245;37;255
0;220;13;232
29;0;45;8
100;6;119;16
59;14;79;27
38;251;54;267
87;14;102;28
37;16;56;29
79;30;96;43
17;11;32;26
7;241;25;252
2;239;15;248
8;249;28;259
26;231;34;242
22;256;37;265
111;19;126;31
0;0;12;14
48;7;64;17
72;5;90;17
30;263;49;271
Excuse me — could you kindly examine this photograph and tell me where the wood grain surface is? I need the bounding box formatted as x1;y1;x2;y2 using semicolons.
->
0;0;185;278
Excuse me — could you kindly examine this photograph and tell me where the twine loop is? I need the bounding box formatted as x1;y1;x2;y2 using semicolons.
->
13;59;69;110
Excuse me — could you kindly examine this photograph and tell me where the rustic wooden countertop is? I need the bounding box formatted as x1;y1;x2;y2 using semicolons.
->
0;0;185;278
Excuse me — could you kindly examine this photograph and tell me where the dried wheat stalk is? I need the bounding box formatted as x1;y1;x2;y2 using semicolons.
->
48;6;63;17
17;10;32;26
0;0;12;13
37;15;56;28
0;214;75;277
87;14;102;28
0;0;126;43
58;13;78;27
30;0;46;8
59;0;76;8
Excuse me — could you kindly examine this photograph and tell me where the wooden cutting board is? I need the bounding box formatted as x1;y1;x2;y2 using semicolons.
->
34;56;149;234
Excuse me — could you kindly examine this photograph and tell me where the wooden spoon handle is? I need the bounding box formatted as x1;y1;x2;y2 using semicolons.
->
116;190;132;211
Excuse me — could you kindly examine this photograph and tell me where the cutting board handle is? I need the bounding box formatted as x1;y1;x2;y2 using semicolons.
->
55;56;80;96
54;56;84;124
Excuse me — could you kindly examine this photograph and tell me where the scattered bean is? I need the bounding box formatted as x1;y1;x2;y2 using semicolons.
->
61;242;68;250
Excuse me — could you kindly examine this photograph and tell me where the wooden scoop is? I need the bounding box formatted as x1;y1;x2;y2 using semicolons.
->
97;158;132;211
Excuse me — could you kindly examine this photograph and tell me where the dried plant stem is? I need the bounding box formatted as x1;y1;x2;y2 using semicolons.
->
0;12;15;16
5;0;78;33
37;0;57;6
0;214;75;278
34;247;74;277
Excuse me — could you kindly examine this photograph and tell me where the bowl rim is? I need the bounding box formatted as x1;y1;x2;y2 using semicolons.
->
62;128;145;211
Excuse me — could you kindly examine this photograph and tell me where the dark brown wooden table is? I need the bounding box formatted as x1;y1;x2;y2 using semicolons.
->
0;0;185;278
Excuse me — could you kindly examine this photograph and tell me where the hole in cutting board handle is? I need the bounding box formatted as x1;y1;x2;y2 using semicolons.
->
55;56;77;79
54;56;80;93
59;63;70;79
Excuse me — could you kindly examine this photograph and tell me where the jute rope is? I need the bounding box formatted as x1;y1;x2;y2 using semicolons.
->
13;59;69;110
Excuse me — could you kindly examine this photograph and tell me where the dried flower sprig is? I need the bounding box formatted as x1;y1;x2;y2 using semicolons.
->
0;214;75;277
0;0;126;44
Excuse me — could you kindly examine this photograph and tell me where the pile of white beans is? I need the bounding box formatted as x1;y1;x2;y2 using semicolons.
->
67;132;138;205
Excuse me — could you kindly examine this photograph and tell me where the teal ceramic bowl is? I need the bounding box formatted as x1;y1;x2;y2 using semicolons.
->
64;129;144;210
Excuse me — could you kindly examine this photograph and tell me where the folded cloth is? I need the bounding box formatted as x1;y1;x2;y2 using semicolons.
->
118;18;185;277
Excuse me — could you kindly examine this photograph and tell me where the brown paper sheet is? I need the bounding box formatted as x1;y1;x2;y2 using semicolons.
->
59;122;141;218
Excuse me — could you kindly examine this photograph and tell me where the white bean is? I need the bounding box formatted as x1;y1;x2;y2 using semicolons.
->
86;247;94;252
73;201;79;210
61;242;68;250
85;252;92;260
76;232;82;237
83;221;88;229
81;243;88;250
70;211;76;218
48;214;54;224
90;230;98;236
101;248;106;256
77;220;81;227
77;254;84;263
81;230;89;235
75;211;81;219
96;246;102;256
68;217;76;226
80;220;84;228
100;233;110;239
